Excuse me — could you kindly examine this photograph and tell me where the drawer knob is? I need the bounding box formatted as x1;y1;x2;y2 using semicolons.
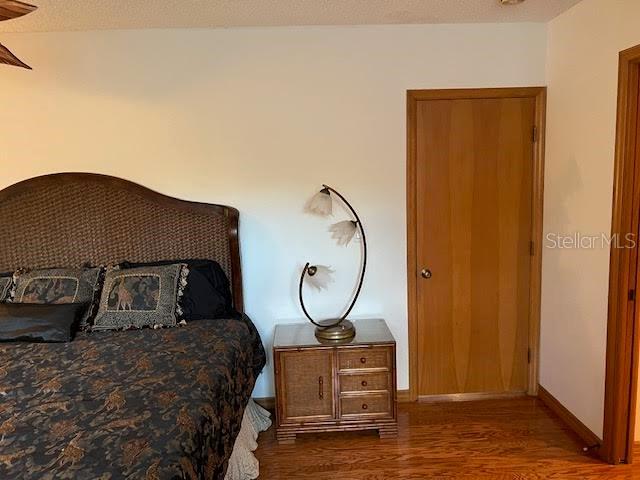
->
361;380;368;387
362;403;368;410
360;357;367;364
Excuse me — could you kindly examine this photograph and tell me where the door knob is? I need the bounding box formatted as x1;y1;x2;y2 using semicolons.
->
421;268;432;279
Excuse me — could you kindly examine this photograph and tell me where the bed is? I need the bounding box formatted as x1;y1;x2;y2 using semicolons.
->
0;173;267;480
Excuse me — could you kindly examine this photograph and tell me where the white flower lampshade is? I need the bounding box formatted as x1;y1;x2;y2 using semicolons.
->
298;184;366;341
305;265;334;291
305;188;332;216
329;220;358;246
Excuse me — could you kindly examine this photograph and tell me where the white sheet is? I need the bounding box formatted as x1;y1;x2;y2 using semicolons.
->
225;399;272;480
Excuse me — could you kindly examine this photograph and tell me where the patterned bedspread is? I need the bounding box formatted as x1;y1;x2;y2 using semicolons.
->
0;314;266;480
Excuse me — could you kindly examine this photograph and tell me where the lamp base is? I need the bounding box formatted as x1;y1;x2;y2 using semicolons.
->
315;319;356;342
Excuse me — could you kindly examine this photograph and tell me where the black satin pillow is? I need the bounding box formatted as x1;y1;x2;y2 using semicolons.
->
0;303;88;343
119;259;232;320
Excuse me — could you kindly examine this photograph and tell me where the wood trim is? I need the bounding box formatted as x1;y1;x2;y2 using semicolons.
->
406;91;419;402
418;391;526;403
397;389;412;402
528;88;547;396
603;43;640;465
254;397;276;411
227;207;244;312
406;87;547;401
407;87;545;101
538;385;602;450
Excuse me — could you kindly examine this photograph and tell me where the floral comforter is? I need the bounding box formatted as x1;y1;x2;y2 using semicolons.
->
0;314;265;480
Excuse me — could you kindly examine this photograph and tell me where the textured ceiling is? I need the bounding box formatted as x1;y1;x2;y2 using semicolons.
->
0;0;583;33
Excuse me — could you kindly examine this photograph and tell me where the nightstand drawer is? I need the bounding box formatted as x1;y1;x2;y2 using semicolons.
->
340;394;391;417
340;372;390;393
338;347;391;371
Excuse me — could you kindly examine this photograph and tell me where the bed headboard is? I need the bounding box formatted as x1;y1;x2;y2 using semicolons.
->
0;172;243;312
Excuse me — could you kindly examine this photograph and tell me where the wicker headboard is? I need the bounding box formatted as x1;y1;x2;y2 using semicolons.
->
0;173;243;312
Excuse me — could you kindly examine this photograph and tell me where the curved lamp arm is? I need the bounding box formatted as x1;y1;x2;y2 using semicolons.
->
298;184;367;328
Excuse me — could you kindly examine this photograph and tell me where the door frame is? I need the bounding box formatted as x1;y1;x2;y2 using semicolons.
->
602;44;640;465
406;87;547;401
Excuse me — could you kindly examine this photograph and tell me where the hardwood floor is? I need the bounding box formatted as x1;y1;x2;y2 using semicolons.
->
255;397;640;479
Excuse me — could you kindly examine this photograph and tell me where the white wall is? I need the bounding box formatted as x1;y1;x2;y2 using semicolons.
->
0;24;546;397
542;0;640;439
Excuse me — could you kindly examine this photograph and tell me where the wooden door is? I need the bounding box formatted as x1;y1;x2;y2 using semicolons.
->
278;350;334;421
415;96;535;396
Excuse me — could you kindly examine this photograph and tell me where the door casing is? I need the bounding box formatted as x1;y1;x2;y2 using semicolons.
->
406;87;547;401
602;43;640;465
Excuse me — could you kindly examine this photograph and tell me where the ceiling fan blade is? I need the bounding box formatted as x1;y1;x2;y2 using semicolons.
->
0;0;37;22
0;42;31;69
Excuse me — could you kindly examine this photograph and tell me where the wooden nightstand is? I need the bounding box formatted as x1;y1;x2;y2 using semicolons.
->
273;318;398;444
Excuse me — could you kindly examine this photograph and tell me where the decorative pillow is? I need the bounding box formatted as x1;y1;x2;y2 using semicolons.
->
92;264;187;331
12;268;102;328
0;274;13;302
119;259;232;320
0;303;88;343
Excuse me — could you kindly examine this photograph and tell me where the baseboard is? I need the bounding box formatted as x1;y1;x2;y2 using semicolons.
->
537;384;601;449
397;389;412;402
255;390;413;409
253;397;275;410
418;391;526;403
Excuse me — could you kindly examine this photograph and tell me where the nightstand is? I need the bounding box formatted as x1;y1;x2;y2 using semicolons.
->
273;318;398;444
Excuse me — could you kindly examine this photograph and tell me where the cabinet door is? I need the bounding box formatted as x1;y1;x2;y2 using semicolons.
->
278;350;334;422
